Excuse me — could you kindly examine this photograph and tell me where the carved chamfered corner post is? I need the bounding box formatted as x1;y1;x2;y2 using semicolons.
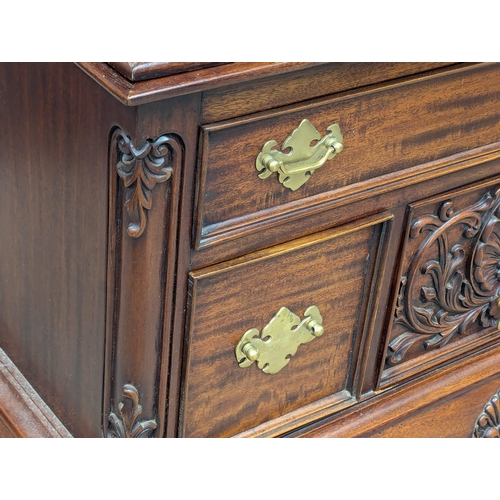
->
108;384;157;438
104;128;181;438
104;127;182;438
472;389;500;437
103;95;201;439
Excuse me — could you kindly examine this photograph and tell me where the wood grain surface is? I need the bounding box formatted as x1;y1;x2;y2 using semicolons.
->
0;348;72;437
103;96;202;438
181;213;390;437
291;343;500;437
0;417;15;437
367;377;500;437
380;178;500;388
77;62;322;106
202;62;459;123
192;144;500;269
3;62;500;438
0;63;135;437
108;62;226;81
196;63;500;249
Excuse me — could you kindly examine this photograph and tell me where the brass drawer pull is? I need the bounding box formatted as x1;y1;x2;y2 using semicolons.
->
256;119;343;191
235;306;324;374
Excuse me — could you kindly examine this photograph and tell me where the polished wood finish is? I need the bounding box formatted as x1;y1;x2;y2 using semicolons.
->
291;343;500;438
2;62;500;438
0;63;135;437
191;142;500;269
0;348;72;437
382;178;500;388
202;62;458;123
77;62;323;106
182;213;390;437
104;96;201;438
108;62;226;81
196;64;500;249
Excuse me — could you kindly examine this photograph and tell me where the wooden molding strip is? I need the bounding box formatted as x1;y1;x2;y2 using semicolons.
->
76;62;322;107
108;62;227;81
0;348;72;438
290;343;500;438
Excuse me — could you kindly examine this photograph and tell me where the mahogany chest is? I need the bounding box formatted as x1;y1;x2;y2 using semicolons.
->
1;62;500;438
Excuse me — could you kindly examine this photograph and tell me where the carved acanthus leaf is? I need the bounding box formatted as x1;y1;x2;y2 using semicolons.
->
107;384;157;438
115;131;175;238
387;187;500;366
473;389;500;438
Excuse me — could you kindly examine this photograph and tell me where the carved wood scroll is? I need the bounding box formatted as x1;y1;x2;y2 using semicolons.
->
114;131;175;238
473;389;500;437
107;384;157;438
387;186;500;366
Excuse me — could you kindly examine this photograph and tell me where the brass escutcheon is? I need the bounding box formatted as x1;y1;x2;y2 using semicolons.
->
256;119;343;191
235;306;324;374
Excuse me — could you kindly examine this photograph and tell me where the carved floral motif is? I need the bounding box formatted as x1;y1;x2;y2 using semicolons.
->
473;389;500;438
115;131;175;238
107;384;157;438
387;187;500;366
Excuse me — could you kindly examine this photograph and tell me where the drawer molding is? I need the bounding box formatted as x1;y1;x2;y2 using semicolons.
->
293;344;500;437
387;185;500;367
473;388;500;438
107;383;157;438
197;143;500;250
113;129;176;238
182;212;392;437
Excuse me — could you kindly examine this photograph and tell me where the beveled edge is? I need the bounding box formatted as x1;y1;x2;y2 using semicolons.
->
76;62;323;106
0;347;72;438
108;62;227;81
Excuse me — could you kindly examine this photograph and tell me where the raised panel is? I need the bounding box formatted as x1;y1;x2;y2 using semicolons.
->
382;178;500;387
180;212;391;437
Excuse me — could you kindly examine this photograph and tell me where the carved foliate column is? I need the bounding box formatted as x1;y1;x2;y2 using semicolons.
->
103;127;183;438
102;94;200;438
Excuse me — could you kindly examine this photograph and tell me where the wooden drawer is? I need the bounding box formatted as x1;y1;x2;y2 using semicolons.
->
195;63;500;249
180;212;391;437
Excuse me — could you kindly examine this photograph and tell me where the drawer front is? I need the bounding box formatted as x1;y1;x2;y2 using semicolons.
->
180;213;391;437
196;63;500;249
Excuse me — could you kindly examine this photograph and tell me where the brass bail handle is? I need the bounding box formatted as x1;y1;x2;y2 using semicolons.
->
256;119;343;191
235;305;324;375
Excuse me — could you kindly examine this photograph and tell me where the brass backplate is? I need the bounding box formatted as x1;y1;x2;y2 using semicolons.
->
256;119;343;191
235;306;324;374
